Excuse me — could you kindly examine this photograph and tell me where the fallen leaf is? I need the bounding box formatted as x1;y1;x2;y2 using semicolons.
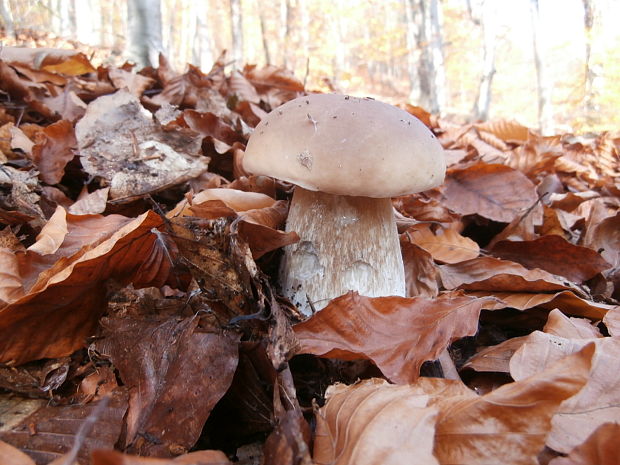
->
439;256;575;293
509;333;620;454
543;308;603;339
443;163;539;223
91;449;232;465
490;235;610;284
404;223;479;263
400;236;440;298
432;343;595;464
294;291;491;384
0;390;128;464
0;211;169;364
95;316;239;456
31;119;76;185
548;423;620;465
313;379;439;465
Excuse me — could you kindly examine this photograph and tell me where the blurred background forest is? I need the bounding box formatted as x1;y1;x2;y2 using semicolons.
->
1;0;619;135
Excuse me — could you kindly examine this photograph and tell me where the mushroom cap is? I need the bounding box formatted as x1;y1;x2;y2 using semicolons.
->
243;93;446;198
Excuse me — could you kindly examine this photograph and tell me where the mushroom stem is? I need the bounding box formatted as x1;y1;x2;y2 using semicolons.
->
280;186;405;315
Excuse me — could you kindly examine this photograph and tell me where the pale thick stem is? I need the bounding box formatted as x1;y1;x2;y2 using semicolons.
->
280;187;405;315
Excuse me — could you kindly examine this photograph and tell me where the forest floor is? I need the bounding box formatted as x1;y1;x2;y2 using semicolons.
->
0;39;619;465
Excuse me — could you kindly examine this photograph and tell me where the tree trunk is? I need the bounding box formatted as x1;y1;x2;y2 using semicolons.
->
192;2;213;70
0;0;14;36
473;0;499;121
257;0;271;65
529;0;553;134
229;0;243;69
404;0;446;114
127;0;163;68
582;0;595;118
279;0;292;68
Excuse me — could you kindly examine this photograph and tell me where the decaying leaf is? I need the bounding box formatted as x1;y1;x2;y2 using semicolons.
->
548;423;620;465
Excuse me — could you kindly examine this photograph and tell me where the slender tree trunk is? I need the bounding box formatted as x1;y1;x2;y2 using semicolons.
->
279;0;291;68
229;0;243;69
0;0;14;36
582;0;595;119
257;0;271;65
127;0;163;68
298;0;309;72
405;0;446;114
473;0;498;120
193;2;213;70
529;0;553;134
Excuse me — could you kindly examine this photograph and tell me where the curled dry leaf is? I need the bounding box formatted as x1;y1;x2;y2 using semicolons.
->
432;343;595;465
0;211;169;364
31;119;77;185
468;290;614;320
313;379;439;465
404;223;479;264
294;291;492;384
26;205;68;255
548;423;620;465
443;163;539;223
509;332;620;454
68;187;110;215
543;308;603;339
0;247;25;304
603;308;620;336
491;235;611;284
439;256;575;293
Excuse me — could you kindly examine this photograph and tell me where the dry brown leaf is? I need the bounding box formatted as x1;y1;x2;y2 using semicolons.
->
467;290;614;320
603;309;620;336
0;440;36;465
0;46;95;75
394;193;459;224
473;119;530;143
68;187;110;215
543;308;603;339
439;256;575;293
108;67;156;96
582;212;620;272
548;423;620;465
0;390;128;464
509;333;620;453
0;248;25;304
26;206;68;255
431;343;595;465
95;317;239;456
91;449;232;465
400;236;440;298
313;379;439;465
31;119;76;185
462;336;529;373
491;235;611;284
294;291;492;384
0;211;169;364
443;163;539;222
404;223;479;263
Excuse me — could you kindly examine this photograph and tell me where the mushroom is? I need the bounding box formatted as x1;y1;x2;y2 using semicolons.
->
243;93;445;315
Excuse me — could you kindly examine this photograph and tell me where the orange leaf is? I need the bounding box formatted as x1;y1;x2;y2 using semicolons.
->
294;291;492;384
404;223;479;263
548;423;620;465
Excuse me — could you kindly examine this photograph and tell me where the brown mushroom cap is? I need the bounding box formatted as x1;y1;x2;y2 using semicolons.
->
243;93;446;198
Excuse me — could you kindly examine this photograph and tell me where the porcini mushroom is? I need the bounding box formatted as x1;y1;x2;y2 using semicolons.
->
243;93;445;315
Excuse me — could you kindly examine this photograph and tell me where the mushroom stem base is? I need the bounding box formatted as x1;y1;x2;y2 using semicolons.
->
280;187;405;315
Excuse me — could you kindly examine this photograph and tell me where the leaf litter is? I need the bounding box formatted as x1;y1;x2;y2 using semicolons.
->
0;45;619;465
